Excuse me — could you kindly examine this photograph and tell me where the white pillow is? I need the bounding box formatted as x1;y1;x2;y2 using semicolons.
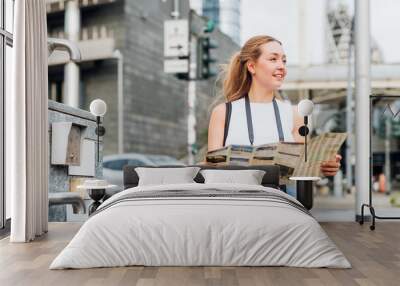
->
200;169;266;185
135;167;201;186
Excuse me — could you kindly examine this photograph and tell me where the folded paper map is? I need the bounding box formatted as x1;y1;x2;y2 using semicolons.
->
205;145;254;166
292;132;348;177
206;132;347;184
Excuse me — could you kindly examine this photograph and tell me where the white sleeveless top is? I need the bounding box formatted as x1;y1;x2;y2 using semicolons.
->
225;97;295;146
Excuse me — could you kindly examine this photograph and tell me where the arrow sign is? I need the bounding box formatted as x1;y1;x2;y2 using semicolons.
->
170;44;183;50
164;19;189;57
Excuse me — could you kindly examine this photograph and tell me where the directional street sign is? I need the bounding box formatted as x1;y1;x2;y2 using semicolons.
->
164;59;189;74
164;19;189;57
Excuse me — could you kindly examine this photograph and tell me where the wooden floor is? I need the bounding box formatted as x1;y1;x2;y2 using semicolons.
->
0;222;399;286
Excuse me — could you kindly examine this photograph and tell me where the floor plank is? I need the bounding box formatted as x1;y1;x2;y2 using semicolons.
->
0;222;399;286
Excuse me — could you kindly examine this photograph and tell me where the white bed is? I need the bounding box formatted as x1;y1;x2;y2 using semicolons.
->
50;183;351;269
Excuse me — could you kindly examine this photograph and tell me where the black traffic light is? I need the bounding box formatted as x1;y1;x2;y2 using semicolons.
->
203;20;215;33
197;37;218;79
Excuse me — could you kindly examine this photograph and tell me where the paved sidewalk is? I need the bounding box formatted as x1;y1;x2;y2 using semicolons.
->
311;190;400;221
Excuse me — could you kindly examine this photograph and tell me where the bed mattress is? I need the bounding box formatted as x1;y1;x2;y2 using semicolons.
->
50;183;351;269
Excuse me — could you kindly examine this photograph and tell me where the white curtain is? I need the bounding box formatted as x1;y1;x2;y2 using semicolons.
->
7;0;49;242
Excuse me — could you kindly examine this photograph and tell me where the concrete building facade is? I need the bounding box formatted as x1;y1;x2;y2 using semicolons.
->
46;0;239;159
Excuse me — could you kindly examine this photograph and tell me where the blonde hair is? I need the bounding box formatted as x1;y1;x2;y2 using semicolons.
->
222;35;282;102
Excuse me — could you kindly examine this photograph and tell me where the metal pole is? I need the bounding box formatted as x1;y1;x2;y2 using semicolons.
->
346;19;354;193
171;0;180;19
384;116;392;193
304;119;307;162
298;0;308;69
64;0;80;108
187;35;197;165
334;170;343;198
63;0;81;108
96;116;100;163
354;0;371;221
113;50;124;154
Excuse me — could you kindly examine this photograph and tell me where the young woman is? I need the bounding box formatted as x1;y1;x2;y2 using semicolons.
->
208;35;341;177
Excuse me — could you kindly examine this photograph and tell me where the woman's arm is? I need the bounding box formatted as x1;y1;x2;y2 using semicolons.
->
321;155;342;176
208;103;226;152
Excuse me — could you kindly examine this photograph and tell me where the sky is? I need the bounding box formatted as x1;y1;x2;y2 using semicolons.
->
241;0;400;65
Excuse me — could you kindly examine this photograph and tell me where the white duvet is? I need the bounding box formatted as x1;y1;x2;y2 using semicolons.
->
50;183;351;269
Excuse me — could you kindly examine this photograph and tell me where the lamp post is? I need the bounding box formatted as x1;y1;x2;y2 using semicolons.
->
89;99;107;163
290;99;319;210
297;99;314;162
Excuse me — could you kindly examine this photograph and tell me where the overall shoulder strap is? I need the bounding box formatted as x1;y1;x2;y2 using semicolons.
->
223;102;232;147
272;97;285;142
244;94;254;145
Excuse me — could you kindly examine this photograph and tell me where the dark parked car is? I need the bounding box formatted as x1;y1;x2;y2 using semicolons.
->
102;153;184;188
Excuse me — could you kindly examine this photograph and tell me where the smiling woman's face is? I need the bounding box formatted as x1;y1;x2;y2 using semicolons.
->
247;41;287;90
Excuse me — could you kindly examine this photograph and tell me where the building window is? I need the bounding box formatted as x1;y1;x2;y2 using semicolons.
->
1;0;14;231
203;0;220;27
